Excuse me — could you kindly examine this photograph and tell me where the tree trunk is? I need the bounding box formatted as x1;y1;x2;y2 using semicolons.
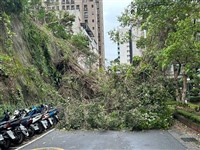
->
181;66;187;103
175;81;181;101
173;63;181;101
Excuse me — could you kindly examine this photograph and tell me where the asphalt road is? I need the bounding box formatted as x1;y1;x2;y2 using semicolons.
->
18;129;186;150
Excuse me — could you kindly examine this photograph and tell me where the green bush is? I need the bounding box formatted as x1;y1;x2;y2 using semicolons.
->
165;100;179;105
65;104;85;130
85;103;106;129
106;111;124;130
194;106;200;112
190;88;200;96
177;109;200;124
189;96;200;102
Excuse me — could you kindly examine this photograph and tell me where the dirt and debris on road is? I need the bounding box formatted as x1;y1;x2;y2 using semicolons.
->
169;120;200;150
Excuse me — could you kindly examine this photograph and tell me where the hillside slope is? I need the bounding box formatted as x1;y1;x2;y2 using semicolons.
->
0;6;98;111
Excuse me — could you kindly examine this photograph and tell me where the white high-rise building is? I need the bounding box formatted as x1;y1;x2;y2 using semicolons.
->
117;27;143;64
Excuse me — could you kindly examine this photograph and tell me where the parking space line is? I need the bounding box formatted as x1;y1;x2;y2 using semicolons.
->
16;128;55;150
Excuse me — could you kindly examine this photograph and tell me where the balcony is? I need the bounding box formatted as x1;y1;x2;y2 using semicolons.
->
81;23;94;38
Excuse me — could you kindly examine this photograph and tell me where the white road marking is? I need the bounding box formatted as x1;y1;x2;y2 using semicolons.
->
16;128;55;150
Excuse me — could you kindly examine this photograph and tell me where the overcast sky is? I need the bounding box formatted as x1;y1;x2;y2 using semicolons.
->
103;0;132;65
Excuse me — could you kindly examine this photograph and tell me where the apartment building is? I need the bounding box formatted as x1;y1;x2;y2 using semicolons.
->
42;0;105;68
117;27;143;64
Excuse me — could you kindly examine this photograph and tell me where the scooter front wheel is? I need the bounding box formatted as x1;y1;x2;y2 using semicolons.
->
12;131;25;145
1;138;11;150
28;126;35;137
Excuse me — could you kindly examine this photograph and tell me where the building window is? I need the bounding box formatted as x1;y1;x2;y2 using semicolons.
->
84;12;88;18
52;6;55;10
66;0;69;4
85;20;88;23
62;0;65;4
66;5;70;10
71;5;75;10
84;5;88;11
71;0;75;4
92;27;95;30
89;0;93;2
92;19;94;22
91;4;94;8
76;5;80;10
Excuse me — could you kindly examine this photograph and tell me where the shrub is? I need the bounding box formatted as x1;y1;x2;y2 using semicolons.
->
189;96;200;103
177;109;200;124
85;103;106;129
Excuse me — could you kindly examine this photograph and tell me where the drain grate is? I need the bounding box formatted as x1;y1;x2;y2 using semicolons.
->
181;137;198;142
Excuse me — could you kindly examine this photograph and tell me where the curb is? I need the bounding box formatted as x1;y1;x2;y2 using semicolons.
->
174;113;200;133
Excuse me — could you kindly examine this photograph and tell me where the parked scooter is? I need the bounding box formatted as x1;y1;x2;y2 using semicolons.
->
0;104;59;149
0;111;29;145
48;108;59;125
12;110;35;137
37;105;59;128
23;107;48;133
13;109;45;134
0;121;13;149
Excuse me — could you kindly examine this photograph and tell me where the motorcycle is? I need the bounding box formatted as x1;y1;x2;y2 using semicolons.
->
0;121;13;149
13;110;35;137
13;109;45;134
1;111;29;145
7;118;29;145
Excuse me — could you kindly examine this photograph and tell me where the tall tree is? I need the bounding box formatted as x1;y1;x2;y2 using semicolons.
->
112;0;200;102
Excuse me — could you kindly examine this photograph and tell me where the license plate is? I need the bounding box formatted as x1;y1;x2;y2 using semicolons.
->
7;130;16;140
0;134;4;141
41;121;47;129
48;118;53;125
20;125;29;136
20;125;27;130
31;124;39;130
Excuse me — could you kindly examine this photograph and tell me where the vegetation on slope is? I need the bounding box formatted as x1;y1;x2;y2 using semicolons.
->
0;0;97;111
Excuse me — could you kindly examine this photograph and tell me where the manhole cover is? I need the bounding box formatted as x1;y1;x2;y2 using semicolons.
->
181;137;198;142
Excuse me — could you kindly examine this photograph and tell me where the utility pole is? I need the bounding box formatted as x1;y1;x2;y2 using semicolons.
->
129;22;133;64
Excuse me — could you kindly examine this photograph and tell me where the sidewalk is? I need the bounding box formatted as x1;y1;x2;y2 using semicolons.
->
168;120;200;150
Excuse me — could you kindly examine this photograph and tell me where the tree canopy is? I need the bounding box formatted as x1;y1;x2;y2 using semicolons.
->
109;0;200;102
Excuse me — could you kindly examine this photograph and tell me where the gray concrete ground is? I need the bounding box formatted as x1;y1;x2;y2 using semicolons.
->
168;120;200;150
19;130;186;150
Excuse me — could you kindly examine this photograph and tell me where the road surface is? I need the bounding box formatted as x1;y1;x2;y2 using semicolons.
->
18;129;186;150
